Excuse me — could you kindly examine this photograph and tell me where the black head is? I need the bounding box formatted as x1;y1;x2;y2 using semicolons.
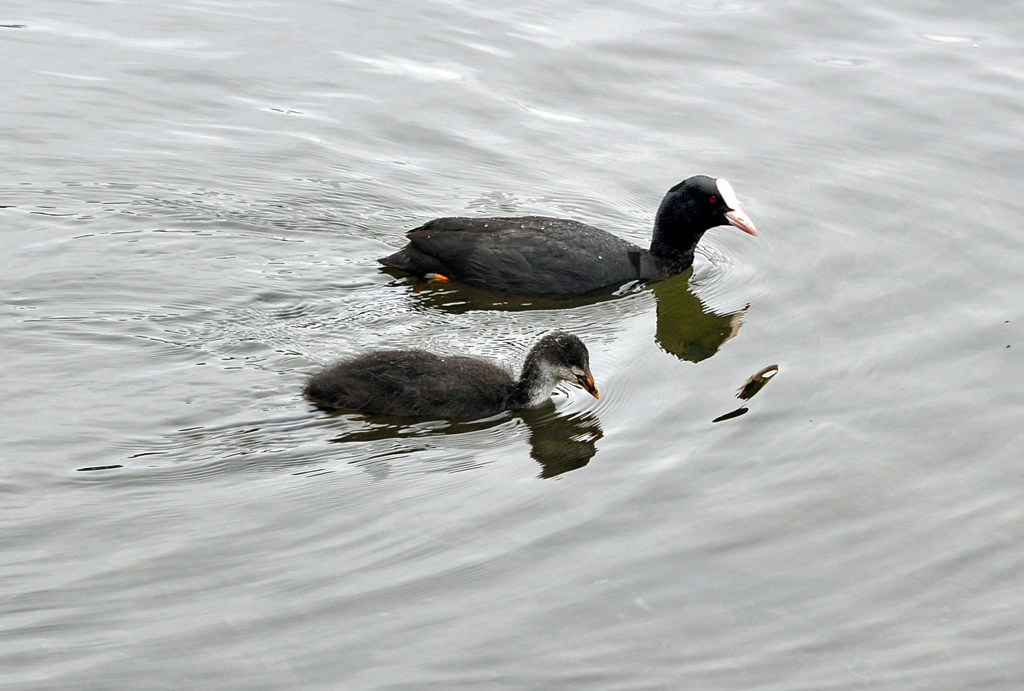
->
651;175;757;264
528;331;599;399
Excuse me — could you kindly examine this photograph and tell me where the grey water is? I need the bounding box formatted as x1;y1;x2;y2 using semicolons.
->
3;1;1024;688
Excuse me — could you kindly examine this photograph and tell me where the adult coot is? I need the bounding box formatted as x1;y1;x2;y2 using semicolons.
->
305;331;598;418
379;175;757;295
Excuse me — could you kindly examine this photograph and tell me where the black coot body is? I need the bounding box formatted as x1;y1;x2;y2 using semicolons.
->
379;175;757;295
305;331;598;419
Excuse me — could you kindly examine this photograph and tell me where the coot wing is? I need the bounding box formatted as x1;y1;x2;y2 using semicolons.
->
388;216;644;294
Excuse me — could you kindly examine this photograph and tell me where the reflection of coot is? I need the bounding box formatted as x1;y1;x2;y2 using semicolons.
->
380;176;756;295
652;272;746;362
391;270;747;364
306;331;598;418
392;278;635;314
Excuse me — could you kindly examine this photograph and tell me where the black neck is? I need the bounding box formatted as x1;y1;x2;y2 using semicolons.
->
648;196;713;274
648;238;696;275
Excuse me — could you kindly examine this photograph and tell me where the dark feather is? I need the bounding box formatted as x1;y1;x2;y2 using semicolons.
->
379;176;757;295
305;332;596;419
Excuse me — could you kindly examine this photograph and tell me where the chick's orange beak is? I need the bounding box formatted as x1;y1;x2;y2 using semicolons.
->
578;370;599;399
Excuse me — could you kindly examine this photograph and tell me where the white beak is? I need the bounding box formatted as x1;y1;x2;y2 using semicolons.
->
716;178;758;236
725;208;757;236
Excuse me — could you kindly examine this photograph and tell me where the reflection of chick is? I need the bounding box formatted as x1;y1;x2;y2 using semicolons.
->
305;332;598;419
520;406;604;479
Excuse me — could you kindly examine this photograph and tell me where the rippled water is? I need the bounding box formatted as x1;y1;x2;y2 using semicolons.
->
3;1;1024;688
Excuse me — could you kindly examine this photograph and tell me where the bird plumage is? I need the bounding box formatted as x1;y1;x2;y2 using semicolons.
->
379;176;756;295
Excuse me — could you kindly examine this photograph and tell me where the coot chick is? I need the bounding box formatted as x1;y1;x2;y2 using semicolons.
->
380;175;757;295
305;331;598;419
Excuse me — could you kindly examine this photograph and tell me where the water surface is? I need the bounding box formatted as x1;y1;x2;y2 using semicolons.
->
3;1;1024;688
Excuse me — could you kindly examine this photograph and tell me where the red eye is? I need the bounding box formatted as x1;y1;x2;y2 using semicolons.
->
709;195;718;203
